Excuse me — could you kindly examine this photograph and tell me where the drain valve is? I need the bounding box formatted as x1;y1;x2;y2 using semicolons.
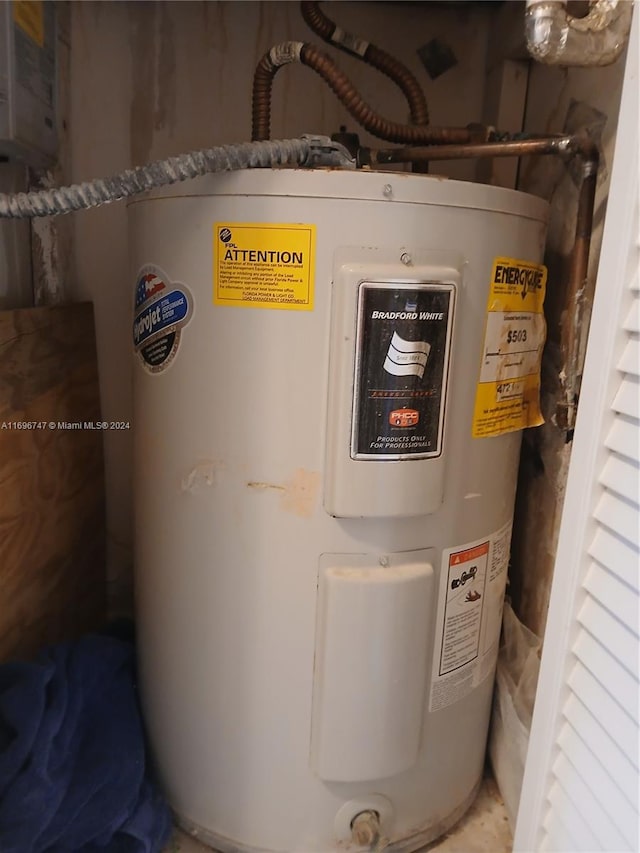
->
351;810;388;850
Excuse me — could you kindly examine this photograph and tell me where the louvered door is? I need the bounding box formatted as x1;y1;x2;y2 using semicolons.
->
513;10;639;852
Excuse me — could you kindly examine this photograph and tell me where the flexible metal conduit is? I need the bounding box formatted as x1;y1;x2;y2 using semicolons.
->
525;0;633;66
300;1;429;125
252;42;471;144
362;135;599;431
0;136;353;219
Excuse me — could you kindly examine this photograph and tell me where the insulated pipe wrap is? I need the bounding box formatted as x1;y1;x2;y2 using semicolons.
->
525;0;632;66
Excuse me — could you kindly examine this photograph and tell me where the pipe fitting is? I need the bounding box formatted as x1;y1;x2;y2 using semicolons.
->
525;0;632;66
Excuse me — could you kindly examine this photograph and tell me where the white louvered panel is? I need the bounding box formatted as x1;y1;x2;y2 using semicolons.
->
617;335;640;376
543;808;588;852
593;489;640;547
514;32;639;853
545;782;602;851
612;374;640;419
624;295;640;333
567;660;638;761
551;753;630;851
588;526;638;589
582;561;639;634
562;693;639;806
599;449;640;503
605;414;640;462
572;630;637;714
577;597;639;678
541;815;575;853
556;722;638;839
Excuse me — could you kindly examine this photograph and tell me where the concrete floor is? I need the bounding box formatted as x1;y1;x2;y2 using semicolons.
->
165;775;512;853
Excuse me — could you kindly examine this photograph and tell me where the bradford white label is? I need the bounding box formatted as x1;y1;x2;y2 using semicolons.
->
351;282;455;460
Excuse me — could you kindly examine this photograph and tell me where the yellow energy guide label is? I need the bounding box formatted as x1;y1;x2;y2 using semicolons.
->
472;257;548;438
214;222;316;310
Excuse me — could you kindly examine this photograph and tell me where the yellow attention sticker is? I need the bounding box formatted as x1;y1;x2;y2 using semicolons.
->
472;257;548;438
13;0;44;47
214;222;315;310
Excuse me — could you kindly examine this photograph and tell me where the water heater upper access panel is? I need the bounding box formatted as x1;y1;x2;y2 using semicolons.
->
325;251;461;519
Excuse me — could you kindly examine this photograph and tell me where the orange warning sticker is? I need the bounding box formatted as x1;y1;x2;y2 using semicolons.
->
450;542;489;565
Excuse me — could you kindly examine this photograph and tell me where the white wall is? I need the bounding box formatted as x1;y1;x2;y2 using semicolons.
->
68;0;492;611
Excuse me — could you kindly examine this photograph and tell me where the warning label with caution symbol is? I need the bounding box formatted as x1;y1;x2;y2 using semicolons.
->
429;521;513;712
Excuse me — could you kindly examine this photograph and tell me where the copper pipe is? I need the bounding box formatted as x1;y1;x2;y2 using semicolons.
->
300;1;429;126
252;43;471;145
363;135;600;432
366;136;594;163
560;158;598;430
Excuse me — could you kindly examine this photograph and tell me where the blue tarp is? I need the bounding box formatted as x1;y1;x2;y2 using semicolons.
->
0;631;172;853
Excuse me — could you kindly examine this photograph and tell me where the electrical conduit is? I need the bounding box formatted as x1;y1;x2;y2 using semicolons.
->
0;136;353;219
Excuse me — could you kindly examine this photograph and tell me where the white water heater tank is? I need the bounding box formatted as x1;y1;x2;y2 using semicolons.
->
129;168;548;852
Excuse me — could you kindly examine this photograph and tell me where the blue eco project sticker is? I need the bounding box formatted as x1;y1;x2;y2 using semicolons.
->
133;265;193;373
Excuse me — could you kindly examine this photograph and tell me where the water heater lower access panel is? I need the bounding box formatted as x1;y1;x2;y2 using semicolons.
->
311;551;434;782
